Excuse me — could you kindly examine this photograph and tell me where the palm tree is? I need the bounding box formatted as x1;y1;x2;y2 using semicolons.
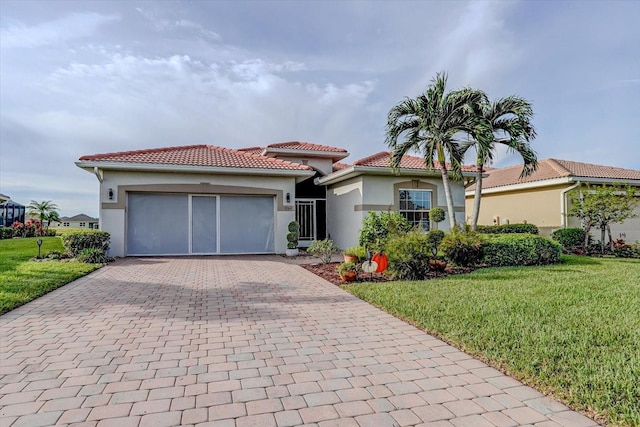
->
386;72;487;229
27;200;60;230
464;96;538;230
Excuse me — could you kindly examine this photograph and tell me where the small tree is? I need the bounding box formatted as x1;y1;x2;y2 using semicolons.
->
429;207;445;229
287;221;300;249
568;183;639;252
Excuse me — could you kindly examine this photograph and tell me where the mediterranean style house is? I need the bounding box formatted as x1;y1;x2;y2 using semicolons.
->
465;158;640;241
76;142;474;257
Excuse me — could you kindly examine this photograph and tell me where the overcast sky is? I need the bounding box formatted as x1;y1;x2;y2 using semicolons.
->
1;0;639;217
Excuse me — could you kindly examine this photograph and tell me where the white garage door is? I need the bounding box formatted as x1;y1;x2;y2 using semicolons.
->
127;193;274;255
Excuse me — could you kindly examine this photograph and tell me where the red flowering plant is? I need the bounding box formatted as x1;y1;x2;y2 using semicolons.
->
12;221;25;237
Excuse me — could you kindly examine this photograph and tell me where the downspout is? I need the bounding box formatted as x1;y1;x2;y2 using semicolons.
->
93;167;104;183
560;180;580;228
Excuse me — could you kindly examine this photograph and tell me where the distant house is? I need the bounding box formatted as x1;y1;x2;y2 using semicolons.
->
76;142;473;257
465;158;640;241
54;214;99;230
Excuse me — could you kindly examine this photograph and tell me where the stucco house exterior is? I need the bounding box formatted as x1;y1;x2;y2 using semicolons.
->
465;158;640;241
77;142;472;257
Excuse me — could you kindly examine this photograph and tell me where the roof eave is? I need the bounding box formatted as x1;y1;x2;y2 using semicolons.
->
75;161;315;178
465;175;640;196
317;166;474;186
263;147;350;162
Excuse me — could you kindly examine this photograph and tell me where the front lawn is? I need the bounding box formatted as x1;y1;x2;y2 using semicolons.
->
0;237;101;314
347;255;640;426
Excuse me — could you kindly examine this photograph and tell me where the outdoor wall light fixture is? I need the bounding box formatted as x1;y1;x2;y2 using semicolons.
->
286;192;291;203
108;188;114;200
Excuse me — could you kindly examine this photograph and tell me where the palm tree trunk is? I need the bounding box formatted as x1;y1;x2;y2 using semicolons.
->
470;163;483;230
439;165;457;230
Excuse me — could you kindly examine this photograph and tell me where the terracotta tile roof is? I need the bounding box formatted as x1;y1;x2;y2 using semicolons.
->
236;146;264;155
79;145;313;171
353;151;476;172
332;162;351;172
266;141;348;153
477;158;640;190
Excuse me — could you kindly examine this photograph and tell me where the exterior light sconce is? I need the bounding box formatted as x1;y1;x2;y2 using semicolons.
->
286;192;291;203
108;188;114;200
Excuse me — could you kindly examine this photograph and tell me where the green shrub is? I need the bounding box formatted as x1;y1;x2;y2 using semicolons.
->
551;228;586;252
441;228;484;267
61;231;110;257
337;261;359;274
613;241;640;259
477;223;539;235
385;231;433;280
344;245;367;260
307;238;339;264
286;221;300;249
44;250;66;260
358;211;412;250
426;229;445;255
77;248;110;264
0;227;13;239
481;234;562;266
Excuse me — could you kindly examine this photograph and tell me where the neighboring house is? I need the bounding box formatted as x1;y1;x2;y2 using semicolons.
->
465;158;640;241
54;214;99;229
0;196;26;227
76;142;472;257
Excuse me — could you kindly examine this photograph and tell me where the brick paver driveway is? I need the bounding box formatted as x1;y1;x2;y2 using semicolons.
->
1;257;598;427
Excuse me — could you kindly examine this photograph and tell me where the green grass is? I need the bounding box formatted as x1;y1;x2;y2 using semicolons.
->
347;256;640;426
0;237;100;315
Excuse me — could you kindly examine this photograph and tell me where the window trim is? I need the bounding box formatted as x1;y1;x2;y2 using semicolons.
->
398;188;433;231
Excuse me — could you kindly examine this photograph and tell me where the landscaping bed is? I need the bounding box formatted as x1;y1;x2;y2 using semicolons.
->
301;261;474;286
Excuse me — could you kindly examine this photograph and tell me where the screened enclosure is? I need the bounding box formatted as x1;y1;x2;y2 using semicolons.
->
0;200;26;227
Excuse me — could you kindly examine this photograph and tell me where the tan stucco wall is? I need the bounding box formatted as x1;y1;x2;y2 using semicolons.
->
326;177;364;250
465;185;568;230
99;170;297;257
327;175;466;249
466;185;640;242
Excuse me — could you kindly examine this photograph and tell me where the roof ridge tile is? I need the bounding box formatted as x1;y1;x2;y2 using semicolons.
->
546;158;572;177
353;151;390;165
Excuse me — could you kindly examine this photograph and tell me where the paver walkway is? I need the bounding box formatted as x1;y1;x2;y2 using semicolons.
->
1;257;598;427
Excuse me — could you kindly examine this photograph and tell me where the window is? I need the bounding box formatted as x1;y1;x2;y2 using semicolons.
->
79;222;86;227
63;222;69;227
399;189;432;231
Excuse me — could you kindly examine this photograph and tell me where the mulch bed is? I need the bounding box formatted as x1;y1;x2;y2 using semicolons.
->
301;261;476;286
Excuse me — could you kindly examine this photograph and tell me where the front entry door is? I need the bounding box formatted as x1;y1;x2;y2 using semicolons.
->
295;199;326;247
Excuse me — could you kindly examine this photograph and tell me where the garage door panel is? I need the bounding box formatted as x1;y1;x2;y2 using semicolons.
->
128;194;189;255
220;196;274;253
192;196;217;254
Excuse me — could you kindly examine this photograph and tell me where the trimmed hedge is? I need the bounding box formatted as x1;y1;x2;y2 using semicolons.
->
61;231;110;257
481;234;562;267
477;223;539;235
0;227;13;240
551;228;586;251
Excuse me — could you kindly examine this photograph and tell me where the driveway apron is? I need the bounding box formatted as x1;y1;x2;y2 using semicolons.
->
1;257;598;426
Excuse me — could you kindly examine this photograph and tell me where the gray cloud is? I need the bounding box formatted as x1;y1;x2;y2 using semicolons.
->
1;0;639;217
